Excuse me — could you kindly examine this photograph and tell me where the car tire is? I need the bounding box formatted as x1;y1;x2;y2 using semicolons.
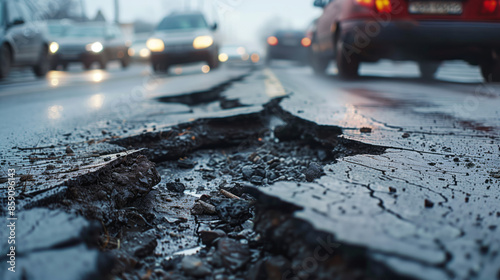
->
480;59;500;83
311;52;329;75
336;39;360;79
49;61;58;71
99;55;108;70
83;61;92;70
152;61;168;74
121;52;130;69
265;56;272;66
419;62;440;80
0;44;11;79
208;54;219;69
33;47;49;78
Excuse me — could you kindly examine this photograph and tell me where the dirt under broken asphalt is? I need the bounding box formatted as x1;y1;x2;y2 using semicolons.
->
1;67;499;280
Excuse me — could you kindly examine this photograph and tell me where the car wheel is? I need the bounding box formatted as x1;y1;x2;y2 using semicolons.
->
208;54;219;69
160;63;170;73
49;61;58;71
265;56;272;66
311;52;329;75
419;62;440;80
33;47;49;78
121;52;131;69
83;61;92;70
336;39;360;79
62;63;69;71
152;60;169;74
99;55;108;70
480;59;500;83
0;44;11;79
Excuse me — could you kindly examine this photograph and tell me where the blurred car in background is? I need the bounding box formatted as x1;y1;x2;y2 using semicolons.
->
311;0;500;81
50;23;130;70
43;20;74;70
0;0;50;79
305;19;318;65
218;44;253;66
128;33;151;62
147;12;219;73
44;19;73;40
266;30;311;65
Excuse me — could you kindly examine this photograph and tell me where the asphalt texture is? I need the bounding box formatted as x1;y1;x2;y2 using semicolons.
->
0;60;499;280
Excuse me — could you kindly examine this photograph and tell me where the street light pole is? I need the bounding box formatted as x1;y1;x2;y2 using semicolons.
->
80;0;87;20
114;0;119;23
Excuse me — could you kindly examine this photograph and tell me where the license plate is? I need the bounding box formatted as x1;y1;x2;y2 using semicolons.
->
408;1;463;14
282;39;298;46
60;53;79;59
169;45;190;53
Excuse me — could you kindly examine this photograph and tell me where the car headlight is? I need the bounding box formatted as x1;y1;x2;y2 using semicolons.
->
193;36;213;49
218;53;228;62
139;48;151;58
49;42;59;54
146;38;165;52
86;42;103;53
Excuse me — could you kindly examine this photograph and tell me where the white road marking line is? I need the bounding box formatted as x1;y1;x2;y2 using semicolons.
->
263;68;287;98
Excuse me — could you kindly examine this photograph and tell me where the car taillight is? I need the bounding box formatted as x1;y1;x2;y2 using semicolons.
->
356;0;392;12
267;36;278;46
356;0;373;8
482;0;497;13
301;37;312;47
375;0;392;12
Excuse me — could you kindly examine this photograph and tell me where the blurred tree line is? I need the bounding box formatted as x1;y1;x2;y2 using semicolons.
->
26;0;87;21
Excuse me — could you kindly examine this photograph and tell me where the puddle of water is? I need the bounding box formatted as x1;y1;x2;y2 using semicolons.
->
184;190;202;198
164;246;204;261
173;246;203;256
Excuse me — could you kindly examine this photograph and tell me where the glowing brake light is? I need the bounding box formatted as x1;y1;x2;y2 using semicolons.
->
356;0;373;8
301;37;312;47
375;0;392;12
482;0;497;13
267;36;278;46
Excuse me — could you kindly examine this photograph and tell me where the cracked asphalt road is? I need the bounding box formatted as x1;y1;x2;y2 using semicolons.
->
0;60;499;280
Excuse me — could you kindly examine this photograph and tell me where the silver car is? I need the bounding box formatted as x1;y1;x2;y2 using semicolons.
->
147;12;219;73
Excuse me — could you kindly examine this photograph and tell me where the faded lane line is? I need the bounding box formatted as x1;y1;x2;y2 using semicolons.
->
263;68;287;98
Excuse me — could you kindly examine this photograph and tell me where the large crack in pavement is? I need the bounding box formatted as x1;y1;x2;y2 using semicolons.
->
156;74;249;107
3;68;497;280
1;87;388;280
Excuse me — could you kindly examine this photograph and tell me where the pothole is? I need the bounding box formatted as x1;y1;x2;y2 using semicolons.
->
156;74;249;107
102;97;387;279
1;94;388;279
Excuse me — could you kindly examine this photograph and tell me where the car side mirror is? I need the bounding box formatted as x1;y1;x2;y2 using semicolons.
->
313;0;326;7
212;23;218;31
10;18;25;27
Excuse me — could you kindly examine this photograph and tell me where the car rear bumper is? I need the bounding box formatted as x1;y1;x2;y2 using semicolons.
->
151;49;213;65
268;46;308;61
340;20;500;60
51;52;103;63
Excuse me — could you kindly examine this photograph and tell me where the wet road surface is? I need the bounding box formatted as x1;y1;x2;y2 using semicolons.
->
1;60;499;280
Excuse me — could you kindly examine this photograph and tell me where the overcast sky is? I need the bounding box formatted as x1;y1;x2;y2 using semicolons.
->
84;0;321;49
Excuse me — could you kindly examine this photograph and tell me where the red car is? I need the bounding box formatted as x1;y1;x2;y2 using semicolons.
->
310;0;500;81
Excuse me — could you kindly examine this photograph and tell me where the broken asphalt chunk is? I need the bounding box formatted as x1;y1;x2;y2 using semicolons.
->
425;199;435;208
215;198;252;226
304;162;323;182
166;182;186;193
217;237;250;272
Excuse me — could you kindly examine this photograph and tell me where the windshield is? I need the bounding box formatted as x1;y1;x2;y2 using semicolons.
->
157;15;208;31
0;0;4;26
64;26;106;38
48;24;69;37
221;46;245;55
